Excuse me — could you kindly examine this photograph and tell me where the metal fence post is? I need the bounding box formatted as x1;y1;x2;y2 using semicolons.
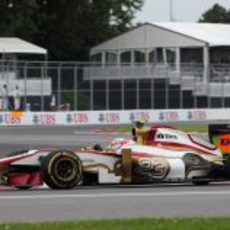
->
90;71;94;110
136;79;139;109
221;78;225;108
23;63;28;110
57;65;61;108
121;78;124;110
74;66;78;111
41;65;44;111
106;79;109;110
206;64;211;108
193;76;197;108
207;76;210;108
6;62;10;110
151;78;154;109
180;70;183;109
165;78;169;109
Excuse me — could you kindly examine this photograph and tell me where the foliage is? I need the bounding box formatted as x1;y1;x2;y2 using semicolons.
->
0;0;39;41
199;3;230;23
0;0;143;60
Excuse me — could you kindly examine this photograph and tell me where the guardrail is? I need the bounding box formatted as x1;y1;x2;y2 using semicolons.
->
0;109;229;126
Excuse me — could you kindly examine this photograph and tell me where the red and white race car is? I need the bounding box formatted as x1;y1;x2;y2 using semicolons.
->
0;125;228;190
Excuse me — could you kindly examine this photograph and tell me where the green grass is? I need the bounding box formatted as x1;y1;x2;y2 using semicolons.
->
173;124;208;132
1;218;230;230
118;124;208;133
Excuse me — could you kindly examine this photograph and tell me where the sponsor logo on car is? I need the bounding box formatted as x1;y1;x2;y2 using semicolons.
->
156;133;178;139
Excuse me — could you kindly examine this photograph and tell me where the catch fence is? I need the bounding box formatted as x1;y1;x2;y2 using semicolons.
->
0;61;230;111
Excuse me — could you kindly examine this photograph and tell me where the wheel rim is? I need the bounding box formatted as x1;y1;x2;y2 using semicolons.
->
54;158;77;181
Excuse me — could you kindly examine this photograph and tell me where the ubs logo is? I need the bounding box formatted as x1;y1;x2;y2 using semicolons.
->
157;133;177;139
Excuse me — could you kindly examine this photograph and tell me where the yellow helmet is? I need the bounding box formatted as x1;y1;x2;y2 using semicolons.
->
133;119;147;127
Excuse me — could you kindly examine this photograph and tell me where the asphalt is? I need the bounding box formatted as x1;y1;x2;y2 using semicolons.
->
0;126;229;223
1;183;230;222
0;126;126;156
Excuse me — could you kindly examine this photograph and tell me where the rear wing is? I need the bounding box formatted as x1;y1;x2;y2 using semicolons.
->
209;124;230;155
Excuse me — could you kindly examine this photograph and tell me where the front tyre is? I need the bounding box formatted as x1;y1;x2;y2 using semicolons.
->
15;185;32;190
41;150;83;189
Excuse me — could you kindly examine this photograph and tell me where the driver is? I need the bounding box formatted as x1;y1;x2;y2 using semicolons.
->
105;138;134;153
132;119;150;144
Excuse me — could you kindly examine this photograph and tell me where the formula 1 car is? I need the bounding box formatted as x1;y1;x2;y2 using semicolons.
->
0;125;229;190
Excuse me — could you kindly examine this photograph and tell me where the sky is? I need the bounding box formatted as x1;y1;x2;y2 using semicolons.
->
134;0;230;23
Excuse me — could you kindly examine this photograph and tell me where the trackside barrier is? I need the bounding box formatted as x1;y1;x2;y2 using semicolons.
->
0;109;229;126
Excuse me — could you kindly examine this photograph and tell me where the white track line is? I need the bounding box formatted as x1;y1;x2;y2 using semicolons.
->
1;190;230;200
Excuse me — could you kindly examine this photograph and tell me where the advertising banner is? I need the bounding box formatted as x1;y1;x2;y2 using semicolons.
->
0;109;228;126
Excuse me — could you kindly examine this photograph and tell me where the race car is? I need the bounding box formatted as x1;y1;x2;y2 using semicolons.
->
0;125;228;190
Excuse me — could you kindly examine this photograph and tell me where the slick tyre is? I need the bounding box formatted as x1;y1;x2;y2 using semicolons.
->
192;180;209;186
15;185;32;190
41;150;83;189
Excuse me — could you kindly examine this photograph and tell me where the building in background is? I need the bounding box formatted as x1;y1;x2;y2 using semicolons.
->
0;38;52;111
2;23;230;111
87;22;230;109
90;22;230;74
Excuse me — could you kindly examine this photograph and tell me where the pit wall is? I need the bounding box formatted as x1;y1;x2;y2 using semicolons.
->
0;109;229;126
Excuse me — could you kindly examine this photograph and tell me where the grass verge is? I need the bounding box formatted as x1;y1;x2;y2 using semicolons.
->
118;124;208;133
1;218;230;230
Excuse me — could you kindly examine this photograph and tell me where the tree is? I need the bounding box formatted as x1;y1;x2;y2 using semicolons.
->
0;0;39;41
0;0;143;60
199;3;230;23
37;0;144;60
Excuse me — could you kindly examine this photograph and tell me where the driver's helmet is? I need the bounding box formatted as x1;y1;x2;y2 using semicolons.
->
133;119;147;129
109;138;134;151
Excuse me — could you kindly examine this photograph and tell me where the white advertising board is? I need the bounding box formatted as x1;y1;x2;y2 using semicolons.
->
0;109;229;126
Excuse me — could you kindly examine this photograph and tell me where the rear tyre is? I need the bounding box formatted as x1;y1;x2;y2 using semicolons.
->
183;153;210;186
192;180;209;186
41;150;83;189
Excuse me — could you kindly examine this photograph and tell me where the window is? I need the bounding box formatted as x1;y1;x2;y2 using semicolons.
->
134;51;145;64
91;53;102;64
166;48;176;67
121;51;131;65
156;48;163;63
149;49;156;63
105;52;117;65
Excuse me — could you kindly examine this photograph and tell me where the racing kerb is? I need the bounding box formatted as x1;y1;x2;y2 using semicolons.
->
0;108;229;126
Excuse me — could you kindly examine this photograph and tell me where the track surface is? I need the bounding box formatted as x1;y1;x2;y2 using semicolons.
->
1;183;230;222
0;126;229;223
